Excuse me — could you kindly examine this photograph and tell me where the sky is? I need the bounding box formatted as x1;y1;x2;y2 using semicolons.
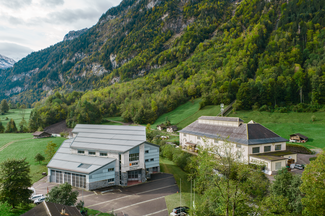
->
0;0;121;61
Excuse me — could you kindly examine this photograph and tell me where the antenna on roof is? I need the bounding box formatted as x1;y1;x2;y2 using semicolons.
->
220;103;224;116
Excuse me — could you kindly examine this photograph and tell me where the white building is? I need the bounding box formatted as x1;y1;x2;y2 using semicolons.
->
178;116;297;175
47;124;160;190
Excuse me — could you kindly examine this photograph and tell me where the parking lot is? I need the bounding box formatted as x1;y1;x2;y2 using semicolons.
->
33;173;178;216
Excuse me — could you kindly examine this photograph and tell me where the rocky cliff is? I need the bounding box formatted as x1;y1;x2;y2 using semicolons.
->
63;28;88;41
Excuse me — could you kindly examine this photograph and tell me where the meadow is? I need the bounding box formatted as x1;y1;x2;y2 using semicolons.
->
229;111;325;150
151;99;221;130
0;134;65;183
0;108;32;126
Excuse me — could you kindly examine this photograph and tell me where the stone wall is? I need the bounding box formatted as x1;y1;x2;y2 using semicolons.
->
88;179;115;190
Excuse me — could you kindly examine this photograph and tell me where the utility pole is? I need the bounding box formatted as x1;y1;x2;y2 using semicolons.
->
180;178;182;208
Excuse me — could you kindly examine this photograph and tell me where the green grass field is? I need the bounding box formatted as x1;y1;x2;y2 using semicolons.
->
160;157;198;213
0;108;32;126
0;133;32;148
104;116;124;122
229;111;325;150
0;134;66;183
151;99;221;130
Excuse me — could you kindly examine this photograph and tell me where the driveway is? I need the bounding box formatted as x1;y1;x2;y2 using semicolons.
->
32;173;178;216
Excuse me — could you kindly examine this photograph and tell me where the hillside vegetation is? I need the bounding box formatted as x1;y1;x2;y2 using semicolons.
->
229;110;325;149
2;0;325;128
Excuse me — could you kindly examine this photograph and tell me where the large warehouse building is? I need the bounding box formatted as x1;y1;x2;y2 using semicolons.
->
47;124;160;190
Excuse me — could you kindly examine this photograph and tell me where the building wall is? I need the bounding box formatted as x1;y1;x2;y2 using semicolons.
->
144;144;159;169
248;142;286;154
271;160;287;171
89;162;116;184
121;144;145;173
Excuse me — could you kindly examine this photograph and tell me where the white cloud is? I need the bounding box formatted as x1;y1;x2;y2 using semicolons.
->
0;0;121;60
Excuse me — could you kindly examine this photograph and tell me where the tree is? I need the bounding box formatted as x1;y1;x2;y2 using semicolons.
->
0;121;4;133
19;117;28;133
300;151;325;215
44;141;57;161
34;153;45;164
5;119;17;133
0;202;11;216
189;140;269;216
46;182;79;206
0;99;9;113
0;158;32;208
267;168;303;214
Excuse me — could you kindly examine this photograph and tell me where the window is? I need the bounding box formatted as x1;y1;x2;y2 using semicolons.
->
236;144;241;148
252;147;260;154
264;146;271;152
145;159;149;162
108;168;114;172
197;136;201;140
145;150;149;154
78;150;84;154
88;151;95;155
150;158;154;161
129;153;139;161
131;162;138;166
100;152;107;156
275;162;282;170
275;144;281;151
108;178;114;182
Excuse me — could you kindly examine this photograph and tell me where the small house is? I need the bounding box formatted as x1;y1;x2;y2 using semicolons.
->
290;133;308;143
156;124;166;131
44;120;73;138
32;131;52;139
166;125;178;133
21;201;82;216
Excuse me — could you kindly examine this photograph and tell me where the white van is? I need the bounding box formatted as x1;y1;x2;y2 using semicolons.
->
30;194;44;201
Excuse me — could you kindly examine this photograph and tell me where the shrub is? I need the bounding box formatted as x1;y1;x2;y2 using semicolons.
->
311;115;316;122
309;157;317;162
259;105;269;112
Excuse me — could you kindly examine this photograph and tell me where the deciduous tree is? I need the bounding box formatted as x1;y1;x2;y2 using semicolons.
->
44;141;57;161
0;158;32;208
0;99;9;113
300;151;325;215
5;119;17;133
46;182;79;206
34;153;45;164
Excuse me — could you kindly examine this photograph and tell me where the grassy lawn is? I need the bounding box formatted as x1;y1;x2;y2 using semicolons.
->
0;133;32;148
0;108;32;125
102;121;124;125
83;208;114;216
0;134;66;183
160;157;197;213
151;99;201;129
177;105;221;129
229;111;325;150
104;116;124;122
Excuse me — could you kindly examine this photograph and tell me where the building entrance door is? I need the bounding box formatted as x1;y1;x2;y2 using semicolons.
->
128;170;140;181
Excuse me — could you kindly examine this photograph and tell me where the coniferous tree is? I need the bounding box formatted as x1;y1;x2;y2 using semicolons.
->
0;121;4;133
0;99;9;113
5;119;17;133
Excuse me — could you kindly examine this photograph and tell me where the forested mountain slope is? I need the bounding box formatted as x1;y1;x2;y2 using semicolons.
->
3;0;325;129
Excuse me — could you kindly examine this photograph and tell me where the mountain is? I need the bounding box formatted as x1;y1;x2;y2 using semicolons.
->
63;28;88;41
0;54;15;69
2;0;325;128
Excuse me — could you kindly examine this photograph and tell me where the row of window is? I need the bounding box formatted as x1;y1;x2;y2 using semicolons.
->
145;158;155;162
108;168;114;172
129;153;139;161
108;178;114;183
77;150;108;156
252;144;282;154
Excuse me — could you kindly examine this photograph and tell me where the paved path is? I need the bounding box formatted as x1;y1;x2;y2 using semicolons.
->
32;173;177;216
0;138;32;152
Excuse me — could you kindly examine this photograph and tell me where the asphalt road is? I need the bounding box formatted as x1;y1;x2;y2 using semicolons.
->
33;173;178;216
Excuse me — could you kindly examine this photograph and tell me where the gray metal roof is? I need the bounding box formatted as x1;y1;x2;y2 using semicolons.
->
70;124;147;153
47;139;115;174
179;120;288;145
198;116;244;122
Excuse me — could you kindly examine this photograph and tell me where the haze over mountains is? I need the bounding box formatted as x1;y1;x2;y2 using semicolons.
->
0;54;15;69
0;0;325;118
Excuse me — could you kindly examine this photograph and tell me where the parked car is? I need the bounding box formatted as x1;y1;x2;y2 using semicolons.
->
170;206;189;216
29;194;44;201
294;164;305;170
34;196;46;205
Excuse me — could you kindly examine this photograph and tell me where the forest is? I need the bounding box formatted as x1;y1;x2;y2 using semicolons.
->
0;0;325;128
